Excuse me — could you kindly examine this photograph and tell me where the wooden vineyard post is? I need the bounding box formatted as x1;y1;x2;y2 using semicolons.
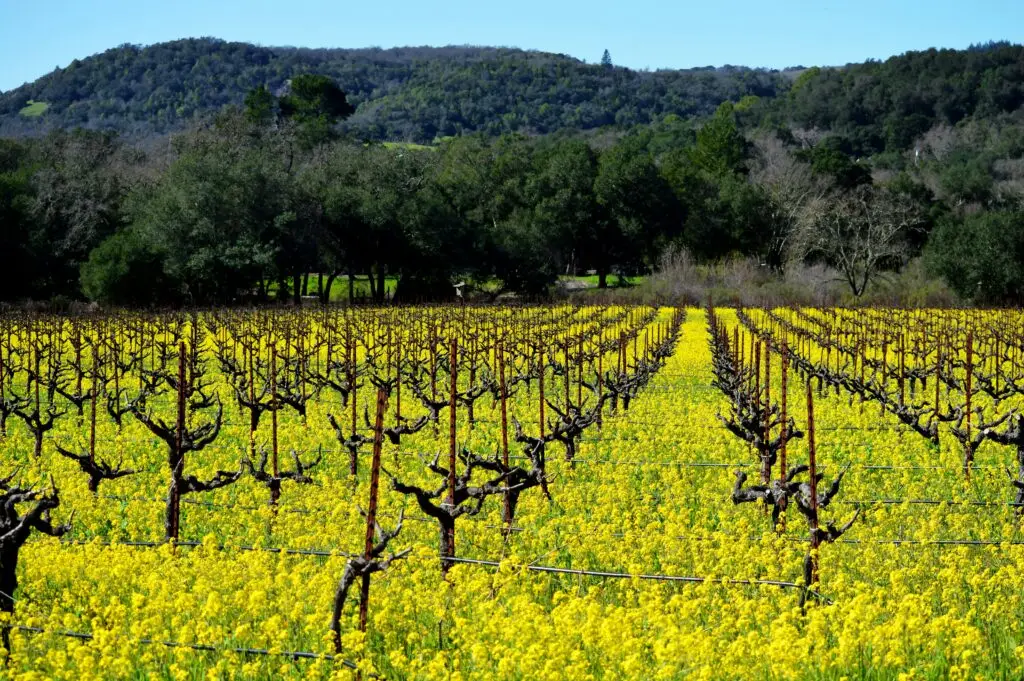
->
806;380;820;590
0;333;5;436
248;346;257;459
468;336;476;428
762;342;771;484
750;333;756;395
995;334;1001;396
170;341;186;543
90;345;98;470
539;346;546;438
935;337;941;417
597;349;603;429
778;341;788;532
620;333;626;377
350;334;359;476
753;341;762;473
443;337;458;574
577;337;583;408
359;387;389;633
965;331;974;479
880;339;888;416
431;325;438;435
564;339;570;413
859;340;866;413
899;334;906;408
395;333;402;423
270;350;280;505
498;341;512;529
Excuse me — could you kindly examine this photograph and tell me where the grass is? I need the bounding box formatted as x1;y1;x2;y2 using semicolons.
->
267;273;645;303
268;275;400;302
19;100;49;117
381;141;435;151
560;274;645;288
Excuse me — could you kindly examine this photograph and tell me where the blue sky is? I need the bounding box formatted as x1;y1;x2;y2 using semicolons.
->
1;0;1022;91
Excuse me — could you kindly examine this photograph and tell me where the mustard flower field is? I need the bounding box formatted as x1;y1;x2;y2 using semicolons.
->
1;305;1023;680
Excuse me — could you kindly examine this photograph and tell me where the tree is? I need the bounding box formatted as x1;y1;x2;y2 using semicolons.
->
296;145;364;303
593;135;680;287
29;129;128;298
126;111;288;304
660;106;768;262
749;133;830;269
526;139;600;288
796;137;872;190
80;227;170;305
689;102;747;177
0;139;37;301
278;74;355;148
244;84;276;127
795;185;922;297
925;209;1024;304
601;50;613;69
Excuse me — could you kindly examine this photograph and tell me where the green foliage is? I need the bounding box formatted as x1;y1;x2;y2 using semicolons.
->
0;38;784;142
127;111;287;304
0;140;36;300
925;210;1024;304
80;228;169;305
278;74;354;148
780;43;1024;154
690;102;748;177
1;38;1022;307
594;134;680;285
243;85;275;126
797;137;872;189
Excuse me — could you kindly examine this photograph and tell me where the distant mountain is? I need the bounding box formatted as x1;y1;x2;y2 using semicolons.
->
0;38;786;142
1;38;1022;150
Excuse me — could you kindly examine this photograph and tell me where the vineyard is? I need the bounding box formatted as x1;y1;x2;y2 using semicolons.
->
1;304;1024;680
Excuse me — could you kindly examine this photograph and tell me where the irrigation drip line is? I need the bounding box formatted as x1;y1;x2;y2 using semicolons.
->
60;538;352;558
442;557;831;601
6;624;359;668
811;538;1024;547
835;499;1024;506
52;538;828;602
485;524;1024;549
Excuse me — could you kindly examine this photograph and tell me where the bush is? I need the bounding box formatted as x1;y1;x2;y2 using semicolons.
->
81;229;172;306
925;210;1024;305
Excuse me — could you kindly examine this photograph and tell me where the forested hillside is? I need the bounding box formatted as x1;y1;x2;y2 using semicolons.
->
2;39;1024;308
0;38;785;142
3;38;1024;150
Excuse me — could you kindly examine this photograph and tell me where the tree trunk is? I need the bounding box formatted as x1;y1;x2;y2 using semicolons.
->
348;272;355;304
323;273;337;305
292;271;302;306
165;472;181;541
377;267;386;303
0;546;20;614
301;274;309;297
0;545;19;653
760;452;772;485
598;271;608;289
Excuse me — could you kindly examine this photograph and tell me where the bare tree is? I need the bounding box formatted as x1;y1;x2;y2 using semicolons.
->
795;185;921;297
749;133;829;270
